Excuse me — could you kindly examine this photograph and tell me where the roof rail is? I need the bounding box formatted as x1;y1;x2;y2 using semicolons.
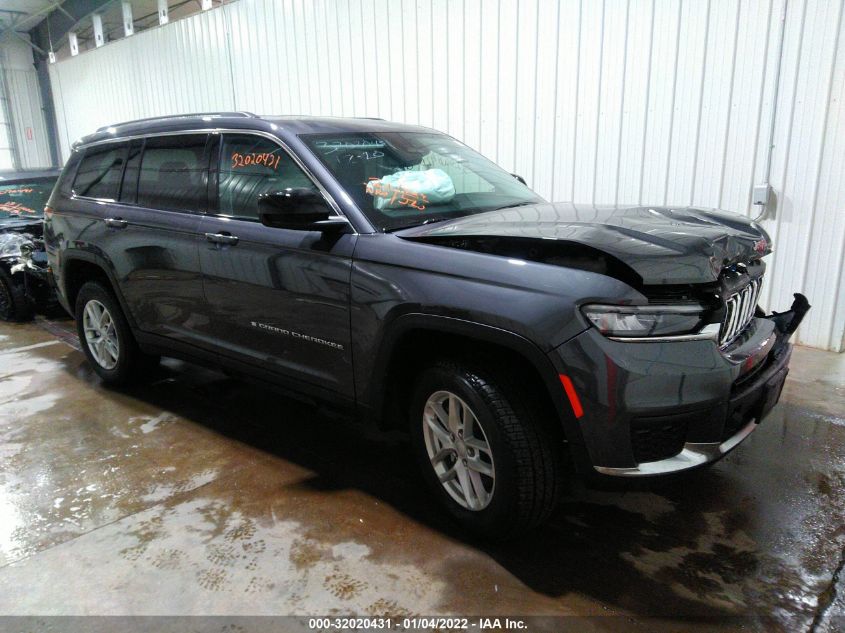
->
96;112;258;133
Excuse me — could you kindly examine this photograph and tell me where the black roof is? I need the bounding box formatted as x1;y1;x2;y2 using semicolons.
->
75;113;434;148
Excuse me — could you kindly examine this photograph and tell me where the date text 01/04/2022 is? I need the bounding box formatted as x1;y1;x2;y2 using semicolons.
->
306;617;528;630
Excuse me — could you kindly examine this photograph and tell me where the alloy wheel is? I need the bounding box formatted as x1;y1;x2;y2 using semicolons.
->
82;299;120;370
422;390;496;511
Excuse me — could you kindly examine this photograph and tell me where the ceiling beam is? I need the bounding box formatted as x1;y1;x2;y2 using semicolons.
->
0;1;67;38
4;27;47;55
28;0;116;59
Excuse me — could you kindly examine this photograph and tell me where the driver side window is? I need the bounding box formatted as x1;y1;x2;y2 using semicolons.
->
217;134;316;220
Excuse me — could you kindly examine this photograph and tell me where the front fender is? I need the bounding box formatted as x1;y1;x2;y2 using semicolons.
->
359;312;587;451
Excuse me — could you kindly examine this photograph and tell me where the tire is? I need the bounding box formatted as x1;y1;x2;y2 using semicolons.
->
409;359;562;539
74;281;159;385
0;267;34;322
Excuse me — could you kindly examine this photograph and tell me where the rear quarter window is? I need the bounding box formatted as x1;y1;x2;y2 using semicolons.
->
57;151;82;196
73;143;127;200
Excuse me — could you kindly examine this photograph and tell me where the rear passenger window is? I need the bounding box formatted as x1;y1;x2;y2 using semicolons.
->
119;139;143;204
217;134;316;220
137;134;208;212
73;143;127;200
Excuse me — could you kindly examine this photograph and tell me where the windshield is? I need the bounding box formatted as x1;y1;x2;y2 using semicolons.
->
302;132;544;231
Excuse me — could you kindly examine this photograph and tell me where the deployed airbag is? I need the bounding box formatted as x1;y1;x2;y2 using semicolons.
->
366;168;455;210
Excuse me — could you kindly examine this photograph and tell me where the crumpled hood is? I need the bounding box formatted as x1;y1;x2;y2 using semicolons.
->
396;203;772;285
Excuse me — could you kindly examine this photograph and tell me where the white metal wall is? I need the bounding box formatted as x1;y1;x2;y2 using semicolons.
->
0;38;52;170
48;0;845;351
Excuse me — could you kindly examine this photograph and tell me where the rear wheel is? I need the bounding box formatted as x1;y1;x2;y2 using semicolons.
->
75;281;158;385
0;268;34;322
410;359;562;539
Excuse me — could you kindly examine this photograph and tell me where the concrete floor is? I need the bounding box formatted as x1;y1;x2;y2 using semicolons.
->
0;317;843;631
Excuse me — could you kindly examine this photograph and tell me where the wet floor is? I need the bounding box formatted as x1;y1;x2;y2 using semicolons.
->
0;318;843;631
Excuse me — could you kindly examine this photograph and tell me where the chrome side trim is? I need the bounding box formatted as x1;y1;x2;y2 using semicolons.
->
607;323;721;344
71;128;354;231
593;418;758;477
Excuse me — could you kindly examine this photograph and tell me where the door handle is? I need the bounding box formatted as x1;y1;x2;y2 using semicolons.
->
104;217;128;229
205;232;239;245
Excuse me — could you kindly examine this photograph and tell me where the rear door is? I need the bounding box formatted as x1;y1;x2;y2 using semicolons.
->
97;133;210;346
197;132;356;399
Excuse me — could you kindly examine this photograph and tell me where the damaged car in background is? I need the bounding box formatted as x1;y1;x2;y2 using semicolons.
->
0;171;60;321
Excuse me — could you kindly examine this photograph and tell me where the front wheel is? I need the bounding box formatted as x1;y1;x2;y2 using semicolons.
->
409;359;562;539
75;281;158;385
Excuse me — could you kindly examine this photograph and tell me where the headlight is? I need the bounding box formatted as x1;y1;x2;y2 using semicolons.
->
581;304;708;338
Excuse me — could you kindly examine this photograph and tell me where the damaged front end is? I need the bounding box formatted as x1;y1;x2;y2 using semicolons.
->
0;172;61;321
766;293;811;341
395;202;813;475
0;228;57;321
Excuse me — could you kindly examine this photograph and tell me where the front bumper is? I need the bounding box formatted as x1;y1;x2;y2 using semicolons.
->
2;252;59;314
551;294;808;476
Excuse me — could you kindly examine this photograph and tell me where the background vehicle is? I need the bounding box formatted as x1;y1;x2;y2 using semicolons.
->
0;170;60;321
45;114;808;538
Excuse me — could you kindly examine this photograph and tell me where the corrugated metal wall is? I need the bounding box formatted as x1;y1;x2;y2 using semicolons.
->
48;0;845;351
0;39;52;170
5;69;52;169
0;70;14;170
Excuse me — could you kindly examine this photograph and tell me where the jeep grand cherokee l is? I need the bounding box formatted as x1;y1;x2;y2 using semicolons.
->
44;113;809;538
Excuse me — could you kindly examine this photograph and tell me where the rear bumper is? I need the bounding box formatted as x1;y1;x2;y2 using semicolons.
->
550;294;807;476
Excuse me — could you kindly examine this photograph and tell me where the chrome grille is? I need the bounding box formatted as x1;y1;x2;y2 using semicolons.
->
720;278;762;347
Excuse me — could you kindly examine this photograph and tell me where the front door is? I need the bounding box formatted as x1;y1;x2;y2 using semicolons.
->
198;132;356;399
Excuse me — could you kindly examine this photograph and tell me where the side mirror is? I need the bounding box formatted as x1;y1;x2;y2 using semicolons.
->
257;188;350;232
511;173;527;185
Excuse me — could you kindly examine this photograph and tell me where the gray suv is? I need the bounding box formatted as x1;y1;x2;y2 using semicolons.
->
45;113;809;538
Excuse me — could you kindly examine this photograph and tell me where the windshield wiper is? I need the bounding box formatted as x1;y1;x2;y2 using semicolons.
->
490;201;537;211
384;216;455;233
385;202;539;232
